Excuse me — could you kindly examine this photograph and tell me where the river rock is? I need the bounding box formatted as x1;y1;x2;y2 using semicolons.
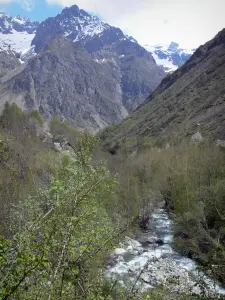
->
123;237;144;255
114;248;127;255
155;239;164;245
138;236;159;246
140;258;202;294
107;210;225;298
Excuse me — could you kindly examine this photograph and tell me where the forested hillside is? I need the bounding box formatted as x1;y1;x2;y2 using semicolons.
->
0;102;224;299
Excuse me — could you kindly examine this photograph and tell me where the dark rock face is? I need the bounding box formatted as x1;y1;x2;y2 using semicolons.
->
0;37;128;132
101;28;225;147
0;50;21;78
92;39;164;111
32;5;165;112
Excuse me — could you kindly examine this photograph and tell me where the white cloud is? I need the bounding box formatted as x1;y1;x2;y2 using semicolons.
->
20;0;35;11
46;0;151;19
0;0;35;11
0;0;14;3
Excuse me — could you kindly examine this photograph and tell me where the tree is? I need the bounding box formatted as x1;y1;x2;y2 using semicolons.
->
0;135;122;299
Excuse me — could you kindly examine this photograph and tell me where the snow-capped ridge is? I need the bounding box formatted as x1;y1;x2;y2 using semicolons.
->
58;5;110;40
144;42;195;72
0;12;39;53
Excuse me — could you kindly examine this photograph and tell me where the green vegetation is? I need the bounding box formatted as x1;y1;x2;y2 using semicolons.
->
116;140;225;285
0;103;57;236
50;116;82;146
29;110;44;128
0;135;122;299
0;103;224;299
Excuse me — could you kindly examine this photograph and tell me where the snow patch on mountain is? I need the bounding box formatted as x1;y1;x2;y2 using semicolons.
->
144;42;195;73
63;14;110;42
0;12;39;54
151;54;178;73
0;30;35;53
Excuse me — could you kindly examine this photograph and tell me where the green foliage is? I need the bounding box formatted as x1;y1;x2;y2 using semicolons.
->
29;110;44;127
142;141;225;285
0;102;26;133
110;139;225;287
0;103;57;236
139;137;166;152
0;136;123;299
50;116;81;147
0;103;224;298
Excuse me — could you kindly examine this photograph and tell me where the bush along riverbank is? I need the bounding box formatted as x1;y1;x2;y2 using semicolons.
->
102;137;225;294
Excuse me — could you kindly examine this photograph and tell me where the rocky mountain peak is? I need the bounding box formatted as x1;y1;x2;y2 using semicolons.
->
62;4;79;16
61;4;90;18
32;4;113;53
168;41;179;51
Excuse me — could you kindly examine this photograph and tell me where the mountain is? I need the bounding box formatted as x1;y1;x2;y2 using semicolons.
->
0;5;165;132
0;49;21;79
101;28;225;151
0;36;129;133
0;12;39;53
144;42;195;73
31;5;165;112
32;5;134;54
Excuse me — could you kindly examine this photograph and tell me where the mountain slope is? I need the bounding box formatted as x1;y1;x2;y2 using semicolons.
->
144;42;195;72
31;5;165;111
0;36;128;132
101;28;225;150
0;50;21;78
92;39;164;111
0;12;39;53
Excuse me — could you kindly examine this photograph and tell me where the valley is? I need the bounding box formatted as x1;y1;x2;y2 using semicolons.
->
0;2;224;300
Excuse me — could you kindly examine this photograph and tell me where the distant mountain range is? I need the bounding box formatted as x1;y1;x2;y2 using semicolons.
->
144;42;195;72
0;10;193;73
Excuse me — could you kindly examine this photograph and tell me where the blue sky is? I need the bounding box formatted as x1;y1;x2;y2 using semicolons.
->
0;0;225;48
0;0;62;21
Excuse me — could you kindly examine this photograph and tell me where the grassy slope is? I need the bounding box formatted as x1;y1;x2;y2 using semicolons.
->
100;28;225;153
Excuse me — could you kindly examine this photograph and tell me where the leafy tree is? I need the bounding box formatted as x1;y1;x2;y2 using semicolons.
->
29;110;44;128
0;135;123;299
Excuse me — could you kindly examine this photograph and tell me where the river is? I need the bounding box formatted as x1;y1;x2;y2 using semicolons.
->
107;209;225;297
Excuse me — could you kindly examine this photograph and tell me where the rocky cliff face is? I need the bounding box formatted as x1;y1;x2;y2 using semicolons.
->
101;28;225;149
0;37;128;132
32;5;165;112
0;50;21;79
92;39;163;111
